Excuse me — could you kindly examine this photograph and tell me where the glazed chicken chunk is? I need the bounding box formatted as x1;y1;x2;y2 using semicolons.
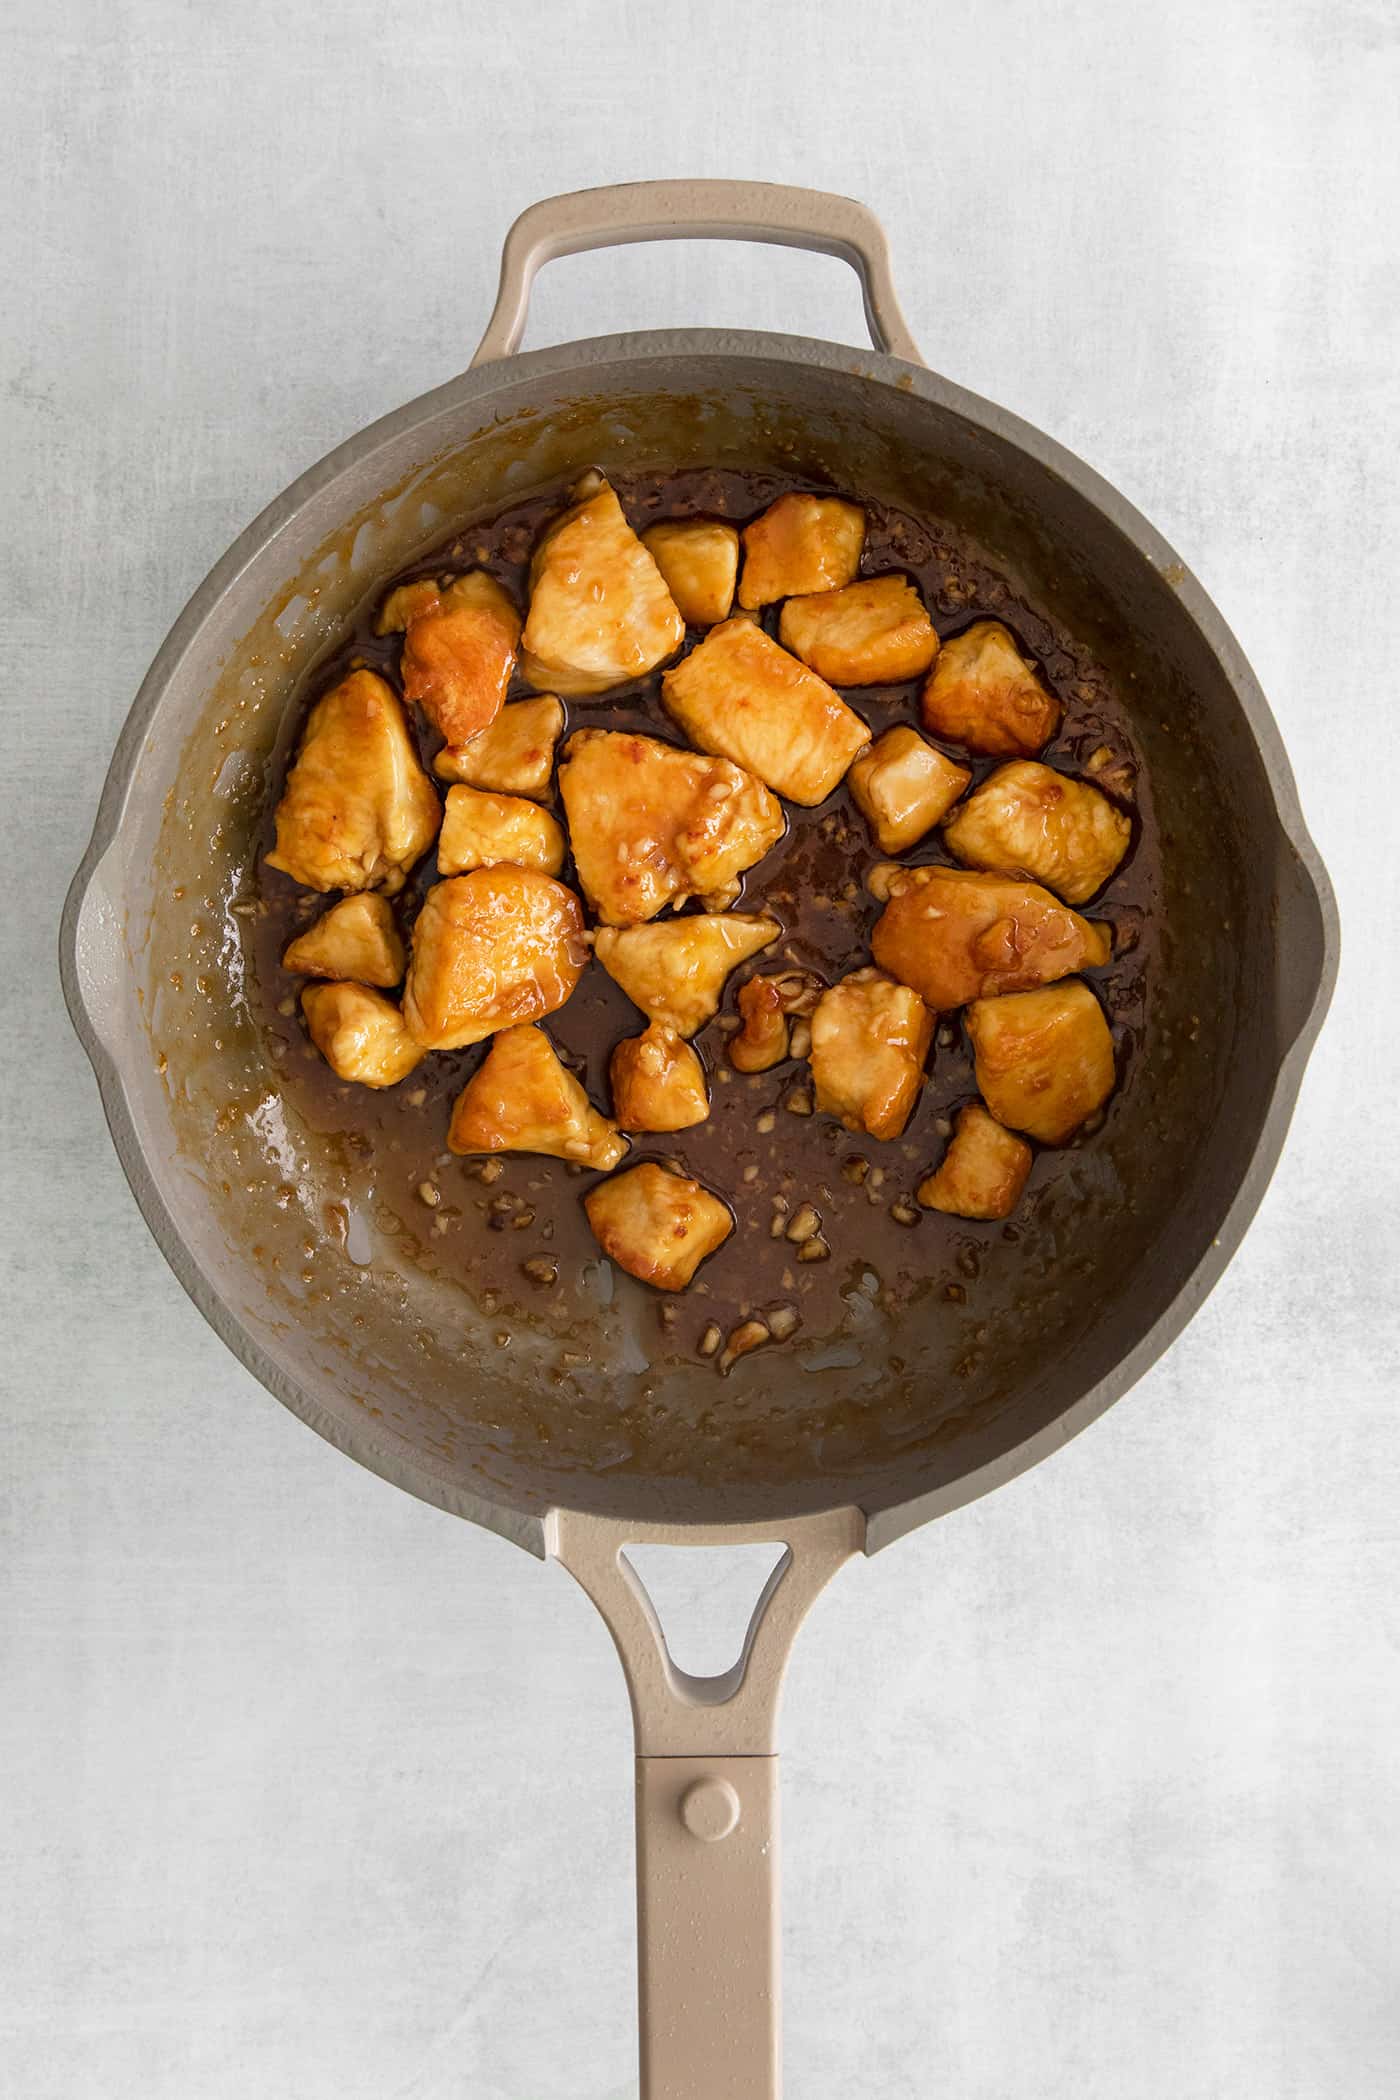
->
921;620;1061;757
584;1162;733;1290
807;967;934;1141
942;760;1131;905
402;868;587;1050
737;493;865;608
728;968;823;1073
300;982;423;1089
593;913;779;1036
610;1024;710;1132
520;475;684;695
558;730;783;924
447;1022;626;1169
641;520;739;628
282;894;404;988
870;864;1111;1011
917;1102;1033;1220
965;980;1116;1144
433;694;564;801
661;618;870;805
266;670;441;894
376;571;520;746
778;575;938;686
436;786;566;877
848;727;971;854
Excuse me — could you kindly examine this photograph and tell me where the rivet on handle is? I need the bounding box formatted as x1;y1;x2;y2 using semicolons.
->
679;1775;742;1842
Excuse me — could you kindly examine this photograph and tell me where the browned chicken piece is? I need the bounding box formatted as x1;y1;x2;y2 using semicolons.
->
942;760;1132;905
447;1022;626;1168
965;980;1116;1144
375;571;520;745
584;1161;733;1290
266;670;441;894
807;967;934;1141
641;521;739;628
921;620;1061;757
300;982;423;1088
282;894;404;988
374;578;440;631
402;868;587;1050
870;864;1111;1010
433;694;564;800
848;727;971;854
558;730;783;925
737;492;865;609
610;1025;710;1132
436;786;566;877
917;1102;1033;1220
661;618;871;806
728;969;823;1073
520;475;684;695
593;913;780;1036
778;575;938;685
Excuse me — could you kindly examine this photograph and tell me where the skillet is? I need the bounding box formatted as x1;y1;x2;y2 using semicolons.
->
61;180;1338;2099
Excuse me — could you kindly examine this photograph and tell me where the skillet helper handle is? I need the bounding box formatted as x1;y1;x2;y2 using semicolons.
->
549;1506;864;2100
470;178;924;367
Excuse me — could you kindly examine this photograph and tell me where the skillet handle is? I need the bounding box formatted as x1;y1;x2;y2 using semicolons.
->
470;179;924;367
548;1505;864;2100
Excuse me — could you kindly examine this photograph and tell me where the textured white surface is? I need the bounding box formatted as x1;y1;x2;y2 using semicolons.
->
3;2;1397;2094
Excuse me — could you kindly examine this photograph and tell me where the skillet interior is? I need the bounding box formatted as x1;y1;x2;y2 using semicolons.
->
69;340;1328;1544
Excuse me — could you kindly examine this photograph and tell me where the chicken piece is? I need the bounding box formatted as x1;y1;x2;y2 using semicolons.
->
584;1162;733;1290
730;977;787;1073
520;475;684;695
965;980;1116;1144
433;694;564;801
661;618;870;806
610;1025;710;1132
402;868;587;1050
300;982;423;1089
870;865;1111;1010
737;493;865;609
282;894;404;988
921;620;1061;757
641;521;739;628
807;967;934;1141
917;1102;1032;1220
374;578;441;632
266;670;441;894
848;727;971;855
778;575;938;685
728;969;824;1073
447;1023;626;1169
558;731;783;925
593;913;780;1036
942;760;1132;905
376;571;520;746
436;786;566;877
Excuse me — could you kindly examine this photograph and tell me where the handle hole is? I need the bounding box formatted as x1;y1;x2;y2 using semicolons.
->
621;1541;789;1682
519;241;871;358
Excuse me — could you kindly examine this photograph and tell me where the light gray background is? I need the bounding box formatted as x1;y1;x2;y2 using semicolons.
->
4;2;1396;2094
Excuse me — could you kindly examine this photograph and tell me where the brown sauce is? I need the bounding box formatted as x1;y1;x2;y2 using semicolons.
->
249;467;1160;1371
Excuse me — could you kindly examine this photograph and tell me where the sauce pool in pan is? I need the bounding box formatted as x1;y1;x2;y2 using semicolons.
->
250;466;1160;1372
